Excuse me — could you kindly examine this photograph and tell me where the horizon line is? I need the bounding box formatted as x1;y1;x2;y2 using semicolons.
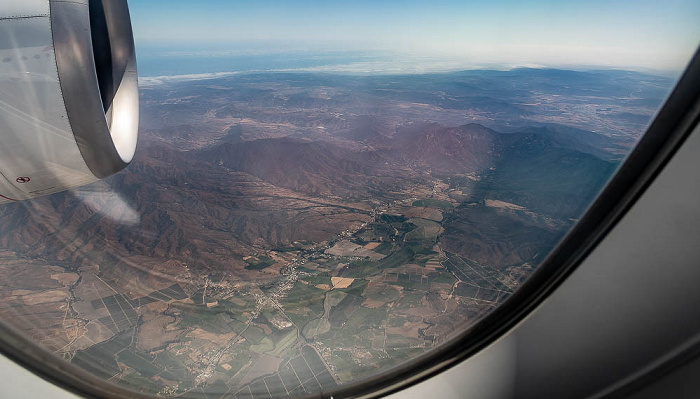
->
138;64;680;86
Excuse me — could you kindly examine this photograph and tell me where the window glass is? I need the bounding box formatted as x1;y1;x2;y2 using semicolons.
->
0;1;698;398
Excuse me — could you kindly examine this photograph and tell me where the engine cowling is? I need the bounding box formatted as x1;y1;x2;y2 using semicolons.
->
0;0;138;203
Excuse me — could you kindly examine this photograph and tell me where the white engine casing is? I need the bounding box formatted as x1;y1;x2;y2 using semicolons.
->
0;0;138;203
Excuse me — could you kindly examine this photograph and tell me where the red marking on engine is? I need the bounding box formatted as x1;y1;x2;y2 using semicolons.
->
16;177;30;183
0;194;18;201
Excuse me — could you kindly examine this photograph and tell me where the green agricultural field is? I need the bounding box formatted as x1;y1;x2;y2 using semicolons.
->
241;325;266;345
387;273;431;291
431;271;456;285
303;273;331;286
283;282;325;315
250;336;275;353
267;328;298;357
344;307;387;332
409;243;437;255
396;290;426;308
373;241;394;255
336;278;369;297
386;347;426;362
325;290;348;312
176;304;235;335
218;298;256;315
227;317;250;335
322;324;364;348
221;355;250;377
92;331;131;355
387;316;408;328
313;257;342;270
412;199;454;209
286;310;316;331
330;351;360;383
201;381;231;398
185;338;211;352
72;346;121;380
153;351;191;382
328;295;364;328
363;283;401;303
379;214;408;224
405;218;443;243
377;247;415;269
244;255;276;270
398;221;418;234
297;266;320;274
357;223;395;242
119;372;163;394
302;318;331;340
340;259;381;278
386;334;424;349
158;370;182;384
117;350;162;378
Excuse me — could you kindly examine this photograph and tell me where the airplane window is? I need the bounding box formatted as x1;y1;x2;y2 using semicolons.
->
0;1;698;398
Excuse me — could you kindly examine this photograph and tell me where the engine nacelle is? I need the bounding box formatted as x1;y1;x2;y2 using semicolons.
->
0;0;138;203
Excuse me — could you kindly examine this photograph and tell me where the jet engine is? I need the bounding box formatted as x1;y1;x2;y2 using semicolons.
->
0;0;138;203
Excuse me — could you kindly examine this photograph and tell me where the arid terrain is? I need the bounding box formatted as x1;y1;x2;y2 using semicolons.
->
0;68;672;398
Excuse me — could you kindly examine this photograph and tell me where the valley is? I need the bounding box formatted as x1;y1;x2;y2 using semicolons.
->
0;68;673;398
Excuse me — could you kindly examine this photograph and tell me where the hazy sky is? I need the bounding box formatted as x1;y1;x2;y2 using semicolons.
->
130;0;700;72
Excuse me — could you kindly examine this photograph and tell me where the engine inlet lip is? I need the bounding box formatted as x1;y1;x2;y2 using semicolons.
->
51;0;138;178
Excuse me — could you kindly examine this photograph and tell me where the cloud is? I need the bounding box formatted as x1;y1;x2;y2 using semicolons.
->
72;182;140;226
139;71;240;86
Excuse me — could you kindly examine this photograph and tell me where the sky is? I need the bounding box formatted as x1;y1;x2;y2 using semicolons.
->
129;0;700;74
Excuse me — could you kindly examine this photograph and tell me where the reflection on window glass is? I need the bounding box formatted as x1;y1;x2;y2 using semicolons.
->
0;0;698;398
